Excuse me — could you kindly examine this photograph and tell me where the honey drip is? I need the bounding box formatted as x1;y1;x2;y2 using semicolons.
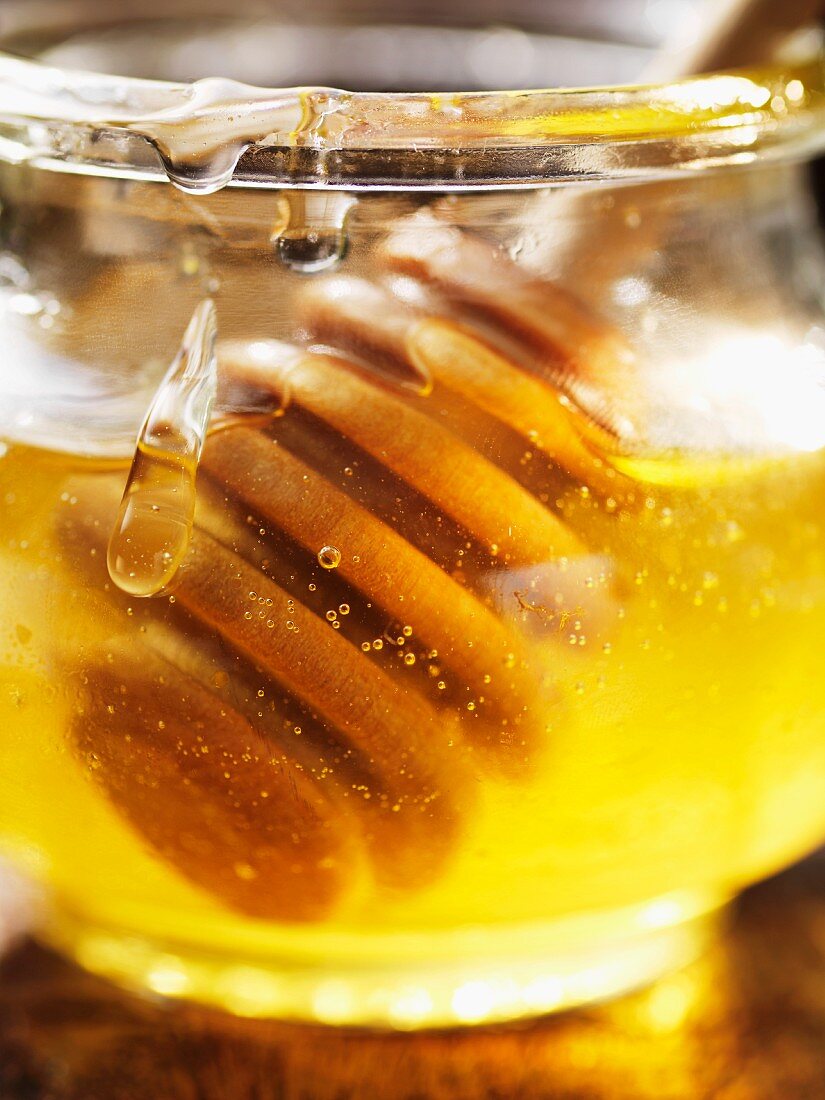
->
107;299;218;597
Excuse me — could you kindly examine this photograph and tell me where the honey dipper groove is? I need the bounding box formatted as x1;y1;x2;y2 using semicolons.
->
379;210;643;438
201;423;546;758
218;342;582;566
295;276;637;505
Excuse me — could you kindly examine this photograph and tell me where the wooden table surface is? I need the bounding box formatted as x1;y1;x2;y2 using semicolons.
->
1;854;825;1099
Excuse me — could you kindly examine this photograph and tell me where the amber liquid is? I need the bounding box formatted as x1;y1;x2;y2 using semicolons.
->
4;376;825;1021
2;4;825;1025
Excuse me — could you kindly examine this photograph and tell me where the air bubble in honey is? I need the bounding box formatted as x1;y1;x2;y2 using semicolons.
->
317;546;341;570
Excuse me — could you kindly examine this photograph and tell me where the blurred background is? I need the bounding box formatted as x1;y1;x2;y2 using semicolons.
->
0;0;764;88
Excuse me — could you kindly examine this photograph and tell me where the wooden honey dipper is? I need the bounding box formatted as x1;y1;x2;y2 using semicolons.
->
55;207;635;921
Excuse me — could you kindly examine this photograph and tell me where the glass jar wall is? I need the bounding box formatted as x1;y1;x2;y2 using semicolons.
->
1;2;825;1027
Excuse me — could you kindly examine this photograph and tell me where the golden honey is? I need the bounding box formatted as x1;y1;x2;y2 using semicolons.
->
2;7;825;1025
3;336;825;1023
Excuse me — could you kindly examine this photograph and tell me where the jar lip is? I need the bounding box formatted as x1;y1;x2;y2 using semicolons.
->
0;51;824;191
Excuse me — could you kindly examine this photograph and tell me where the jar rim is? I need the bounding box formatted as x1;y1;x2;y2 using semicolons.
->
0;51;824;191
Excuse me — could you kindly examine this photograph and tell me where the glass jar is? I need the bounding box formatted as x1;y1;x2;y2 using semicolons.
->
2;0;825;1029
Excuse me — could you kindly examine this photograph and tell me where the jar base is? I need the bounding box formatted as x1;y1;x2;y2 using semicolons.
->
39;891;725;1029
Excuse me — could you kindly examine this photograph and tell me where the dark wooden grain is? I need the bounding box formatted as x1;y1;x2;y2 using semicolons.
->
1;854;825;1099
